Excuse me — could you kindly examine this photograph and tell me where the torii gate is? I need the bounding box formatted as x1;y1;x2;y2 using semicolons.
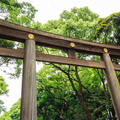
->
0;19;120;119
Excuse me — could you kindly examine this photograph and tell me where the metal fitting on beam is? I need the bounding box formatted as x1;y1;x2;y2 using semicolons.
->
70;42;75;48
28;34;34;39
104;48;108;53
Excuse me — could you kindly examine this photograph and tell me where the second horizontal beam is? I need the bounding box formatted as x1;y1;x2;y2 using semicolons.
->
0;47;120;70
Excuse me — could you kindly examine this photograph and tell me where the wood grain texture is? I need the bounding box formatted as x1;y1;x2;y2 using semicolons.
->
0;47;120;71
68;49;77;58
20;40;37;120
0;19;120;57
103;53;120;119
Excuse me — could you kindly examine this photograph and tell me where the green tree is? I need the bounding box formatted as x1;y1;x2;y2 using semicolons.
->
34;7;117;119
37;65;81;120
34;6;100;120
0;111;12;120
0;6;118;120
0;99;20;120
0;0;38;116
0;0;38;78
0;76;8;114
59;7;99;40
96;12;120;45
0;0;37;26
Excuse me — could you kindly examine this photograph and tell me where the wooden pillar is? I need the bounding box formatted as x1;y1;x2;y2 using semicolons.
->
103;52;120;119
20;37;37;120
68;49;76;58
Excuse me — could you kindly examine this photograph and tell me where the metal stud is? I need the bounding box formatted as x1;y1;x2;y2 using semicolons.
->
104;48;108;53
28;34;34;39
70;42;75;47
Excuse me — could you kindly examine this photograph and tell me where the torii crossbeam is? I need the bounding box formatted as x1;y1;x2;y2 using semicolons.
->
0;19;120;119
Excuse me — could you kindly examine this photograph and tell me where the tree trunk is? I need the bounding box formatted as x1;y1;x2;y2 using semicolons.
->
52;64;92;120
75;66;92;120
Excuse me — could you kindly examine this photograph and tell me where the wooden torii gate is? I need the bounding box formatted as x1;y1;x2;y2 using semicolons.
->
0;19;120;119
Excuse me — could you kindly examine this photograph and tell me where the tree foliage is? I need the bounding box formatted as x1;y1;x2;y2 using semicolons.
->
40;7;99;42
0;3;119;120
0;99;20;120
0;0;37;77
0;0;37;25
0;76;8;114
0;0;37;115
34;7;117;120
96;12;120;45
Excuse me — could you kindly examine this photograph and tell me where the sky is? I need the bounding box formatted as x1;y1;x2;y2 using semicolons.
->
19;0;120;24
0;0;120;115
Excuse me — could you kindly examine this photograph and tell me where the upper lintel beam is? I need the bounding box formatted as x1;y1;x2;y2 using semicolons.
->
0;19;120;58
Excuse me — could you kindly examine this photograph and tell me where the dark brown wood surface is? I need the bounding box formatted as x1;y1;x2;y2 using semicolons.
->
68;49;77;58
0;19;120;57
0;47;120;70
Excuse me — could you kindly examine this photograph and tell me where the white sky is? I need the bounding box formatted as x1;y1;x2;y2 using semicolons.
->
19;0;120;24
0;0;120;115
